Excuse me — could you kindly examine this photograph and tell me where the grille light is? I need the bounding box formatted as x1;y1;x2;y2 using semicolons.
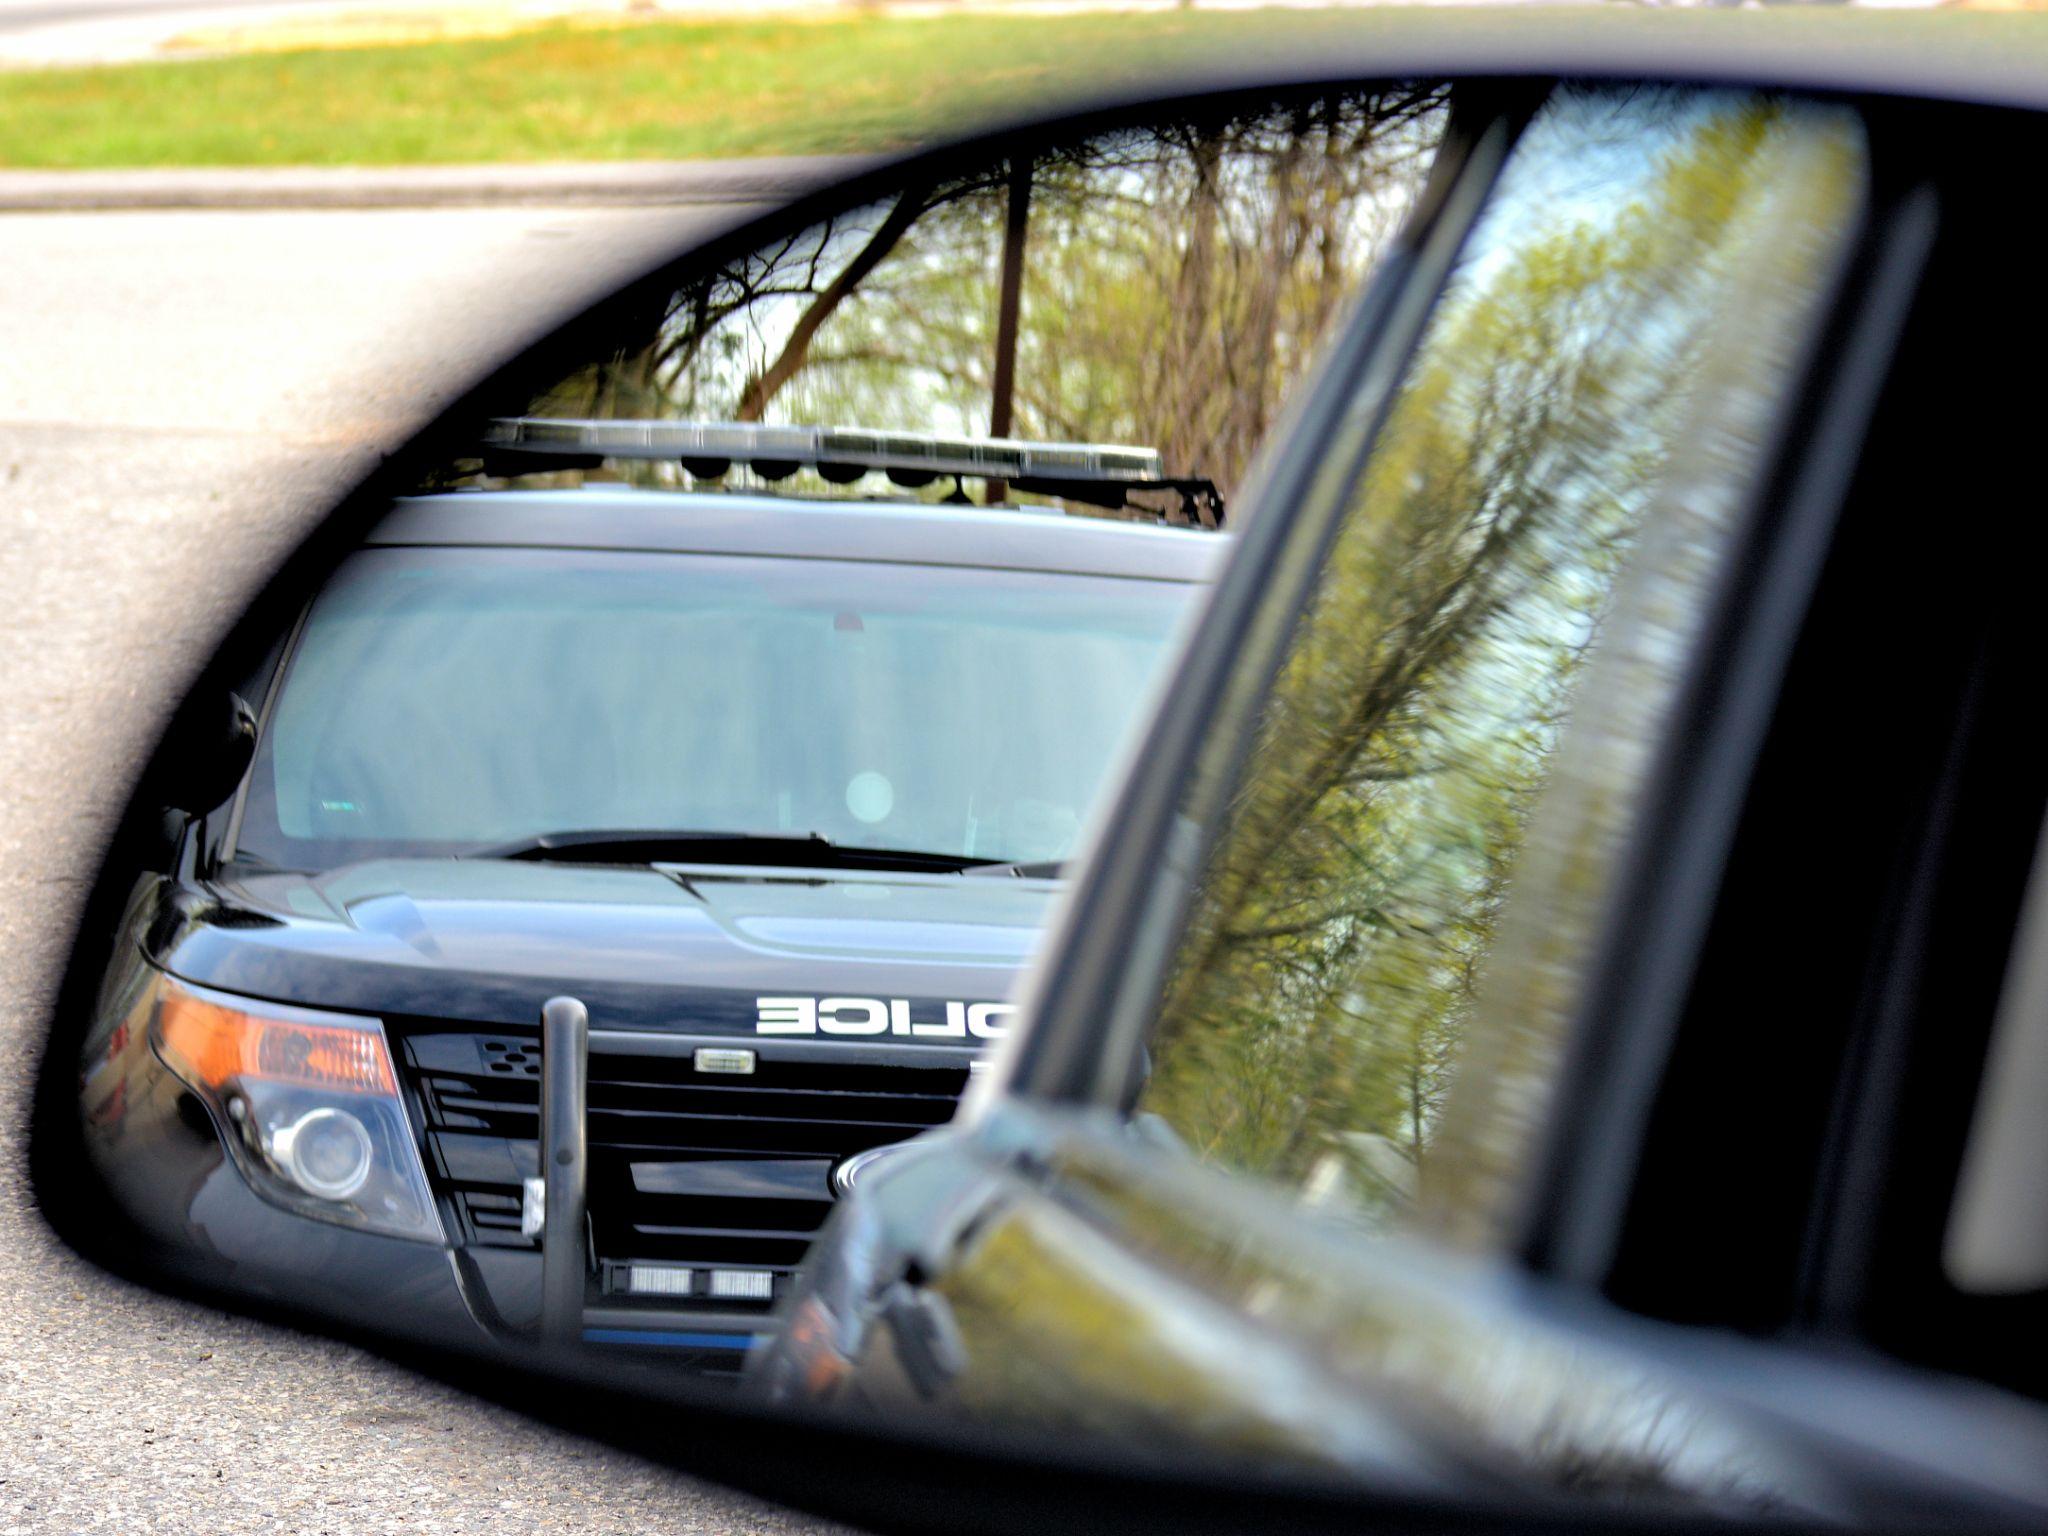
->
626;1264;694;1297
692;1047;756;1075
708;1269;774;1301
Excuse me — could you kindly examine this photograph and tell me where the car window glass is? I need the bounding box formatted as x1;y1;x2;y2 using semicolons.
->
236;547;1194;867
1130;86;1866;1241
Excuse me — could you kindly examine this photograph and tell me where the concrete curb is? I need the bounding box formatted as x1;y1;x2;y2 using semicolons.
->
0;154;891;210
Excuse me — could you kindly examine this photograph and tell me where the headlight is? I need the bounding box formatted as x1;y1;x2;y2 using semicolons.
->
147;970;442;1244
271;1107;375;1200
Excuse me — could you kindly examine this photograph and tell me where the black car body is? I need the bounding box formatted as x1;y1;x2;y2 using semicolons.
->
77;486;1217;1371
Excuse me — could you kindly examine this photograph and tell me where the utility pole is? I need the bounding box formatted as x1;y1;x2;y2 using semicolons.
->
986;155;1031;503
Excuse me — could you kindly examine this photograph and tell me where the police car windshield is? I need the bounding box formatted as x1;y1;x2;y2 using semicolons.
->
232;544;1195;873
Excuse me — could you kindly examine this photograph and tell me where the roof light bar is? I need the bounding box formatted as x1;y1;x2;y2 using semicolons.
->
484;417;1162;484
478;417;1225;526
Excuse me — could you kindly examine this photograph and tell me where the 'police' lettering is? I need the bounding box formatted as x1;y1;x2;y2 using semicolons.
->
967;1003;1015;1039
757;997;1004;1038
817;997;888;1036
755;997;817;1034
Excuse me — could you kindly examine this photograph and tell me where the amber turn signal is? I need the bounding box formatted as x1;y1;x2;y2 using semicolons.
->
156;982;395;1096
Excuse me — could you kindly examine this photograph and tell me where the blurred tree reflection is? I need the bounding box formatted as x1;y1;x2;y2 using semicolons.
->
1136;92;1862;1217
526;87;1448;512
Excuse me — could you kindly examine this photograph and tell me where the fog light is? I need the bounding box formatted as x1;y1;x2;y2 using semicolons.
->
271;1106;373;1201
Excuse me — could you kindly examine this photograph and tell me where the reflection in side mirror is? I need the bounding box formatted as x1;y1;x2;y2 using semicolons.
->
60;82;1429;1404
43;63;2017;1536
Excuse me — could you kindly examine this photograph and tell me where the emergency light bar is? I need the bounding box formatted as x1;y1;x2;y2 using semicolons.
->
478;418;1225;525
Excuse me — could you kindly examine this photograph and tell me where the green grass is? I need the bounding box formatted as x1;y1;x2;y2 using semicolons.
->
1;8;2044;170
0;11;1375;168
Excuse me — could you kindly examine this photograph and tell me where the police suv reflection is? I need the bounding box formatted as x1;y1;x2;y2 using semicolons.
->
77;422;1222;1373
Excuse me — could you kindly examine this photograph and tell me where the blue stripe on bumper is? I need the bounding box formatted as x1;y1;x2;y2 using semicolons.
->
582;1327;761;1351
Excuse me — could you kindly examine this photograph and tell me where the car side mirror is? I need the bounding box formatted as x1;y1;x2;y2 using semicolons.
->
33;58;1969;1536
157;690;256;815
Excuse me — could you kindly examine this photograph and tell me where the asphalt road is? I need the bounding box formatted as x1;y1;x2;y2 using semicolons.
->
0;0;352;31
0;203;848;1535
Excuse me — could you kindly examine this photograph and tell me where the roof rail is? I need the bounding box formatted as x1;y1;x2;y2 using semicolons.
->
477;418;1225;527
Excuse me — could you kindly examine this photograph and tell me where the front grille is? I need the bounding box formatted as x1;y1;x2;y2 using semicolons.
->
401;1029;971;1308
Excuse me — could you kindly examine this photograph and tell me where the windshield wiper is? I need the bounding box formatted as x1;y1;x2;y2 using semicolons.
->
963;859;1065;879
462;828;1015;874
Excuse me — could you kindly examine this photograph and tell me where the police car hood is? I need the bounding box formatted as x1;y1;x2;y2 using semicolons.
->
158;859;1051;1033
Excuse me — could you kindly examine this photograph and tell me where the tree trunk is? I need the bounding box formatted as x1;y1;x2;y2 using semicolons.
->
985;157;1033;502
